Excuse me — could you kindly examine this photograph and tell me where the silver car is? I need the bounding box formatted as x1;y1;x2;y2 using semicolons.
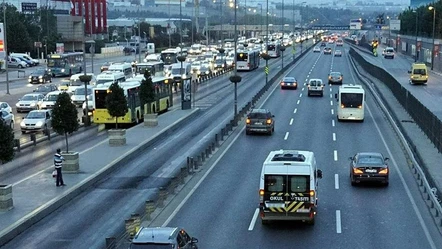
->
20;109;52;134
71;87;93;107
0;102;13;114
1;109;14;129
16;93;45;113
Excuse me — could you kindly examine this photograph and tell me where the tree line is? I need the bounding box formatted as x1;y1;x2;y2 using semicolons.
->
399;2;441;38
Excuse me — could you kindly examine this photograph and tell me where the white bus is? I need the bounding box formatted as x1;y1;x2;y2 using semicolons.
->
108;62;133;79
96;71;126;85
349;19;362;30
267;43;281;58
336;84;365;122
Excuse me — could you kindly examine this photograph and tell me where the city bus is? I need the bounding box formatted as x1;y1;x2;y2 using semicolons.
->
135;61;166;77
160;47;187;65
92;76;172;127
336;84;365;122
267;43;281;58
47;52;83;77
236;49;260;71
349;19;362;30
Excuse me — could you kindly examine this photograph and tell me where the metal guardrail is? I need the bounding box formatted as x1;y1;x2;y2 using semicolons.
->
348;47;442;234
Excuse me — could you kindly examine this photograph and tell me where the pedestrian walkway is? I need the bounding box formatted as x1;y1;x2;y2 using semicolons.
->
0;108;199;246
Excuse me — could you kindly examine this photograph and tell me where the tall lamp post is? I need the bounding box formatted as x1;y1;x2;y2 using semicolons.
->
2;0;9;95
229;0;241;118
413;9;419;62
257;4;263;38
429;5;436;70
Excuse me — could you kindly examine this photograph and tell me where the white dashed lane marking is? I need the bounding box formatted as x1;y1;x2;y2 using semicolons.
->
333;133;336;141
335;174;339;189
289;118;294;125
293;108;297;114
336;210;342;234
334;150;338;161
284;132;289;140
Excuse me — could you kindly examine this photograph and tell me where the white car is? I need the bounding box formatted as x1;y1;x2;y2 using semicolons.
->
71;86;93;107
16;93;45;113
40;91;64;110
0;102;13;114
313;46;321;53
20;109;52;134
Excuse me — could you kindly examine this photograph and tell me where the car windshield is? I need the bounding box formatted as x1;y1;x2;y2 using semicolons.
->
171;68;182;74
310;80;321;86
45;94;59;101
130;244;173;249
331;73;341;77
357;155;384;165
283;77;295;82
74;88;92;95
35;86;50;92
22;95;39;101
26;112;45;119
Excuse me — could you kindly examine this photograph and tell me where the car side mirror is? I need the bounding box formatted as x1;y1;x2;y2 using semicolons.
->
272;115;275;117
408;70;411;74
191;237;199;243
385;157;389;162
317;169;323;179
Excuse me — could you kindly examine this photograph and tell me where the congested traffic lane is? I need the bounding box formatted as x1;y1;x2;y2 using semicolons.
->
162;44;442;248
0;42;315;249
0;55;132;145
348;42;442;118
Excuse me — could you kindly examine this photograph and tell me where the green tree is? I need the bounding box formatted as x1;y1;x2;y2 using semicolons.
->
51;92;79;153
139;71;156;114
0;123;15;164
106;83;128;129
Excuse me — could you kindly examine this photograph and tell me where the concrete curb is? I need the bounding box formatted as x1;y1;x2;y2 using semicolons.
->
0;108;200;247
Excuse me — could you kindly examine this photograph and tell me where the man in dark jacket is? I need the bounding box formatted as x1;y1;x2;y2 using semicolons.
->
54;148;66;187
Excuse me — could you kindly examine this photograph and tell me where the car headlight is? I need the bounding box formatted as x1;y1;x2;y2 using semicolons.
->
16;103;20;107
30;103;36;107
39;76;43;79
61;69;65;72
20;121;25;127
28;78;32;82
182;74;186;79
28;75;32;79
35;121;43;127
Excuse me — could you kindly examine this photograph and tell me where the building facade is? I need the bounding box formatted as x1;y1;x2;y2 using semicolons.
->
70;0;107;36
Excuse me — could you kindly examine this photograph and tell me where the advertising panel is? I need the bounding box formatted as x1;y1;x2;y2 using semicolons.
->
56;43;65;54
0;23;4;59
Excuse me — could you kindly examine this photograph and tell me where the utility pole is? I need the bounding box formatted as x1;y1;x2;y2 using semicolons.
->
2;0;9;95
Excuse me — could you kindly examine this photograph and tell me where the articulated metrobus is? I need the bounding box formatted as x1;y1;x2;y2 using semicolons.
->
135;61;166;77
47;52;83;77
92;76;173;127
336;84;365;122
267;43;281;58
236;49;260;71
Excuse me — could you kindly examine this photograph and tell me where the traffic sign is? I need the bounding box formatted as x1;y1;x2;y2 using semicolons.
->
264;66;269;75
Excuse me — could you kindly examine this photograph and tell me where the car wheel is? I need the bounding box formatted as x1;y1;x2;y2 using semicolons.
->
21;130;26;134
246;130;251;135
43;125;48;135
384;181;389;187
18;65;23;69
320;92;323;97
261;219;269;225
10;121;14;130
307;218;315;225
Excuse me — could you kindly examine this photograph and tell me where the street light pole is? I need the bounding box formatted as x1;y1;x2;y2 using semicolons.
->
429;5;436;70
2;0;9;95
266;0;269;85
228;0;241;120
138;22;141;63
414;9;418;62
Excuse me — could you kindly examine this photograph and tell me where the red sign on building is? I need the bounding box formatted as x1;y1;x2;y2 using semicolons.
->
70;0;107;35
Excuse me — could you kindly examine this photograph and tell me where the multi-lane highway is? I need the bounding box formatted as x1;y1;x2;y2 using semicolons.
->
2;41;442;249
161;44;442;248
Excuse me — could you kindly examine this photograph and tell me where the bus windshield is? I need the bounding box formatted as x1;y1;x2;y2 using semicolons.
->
47;59;65;68
267;45;276;51
94;90;108;109
161;53;178;65
341;93;363;108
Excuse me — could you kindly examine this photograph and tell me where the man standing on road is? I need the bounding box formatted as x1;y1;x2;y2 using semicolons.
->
54;148;66;187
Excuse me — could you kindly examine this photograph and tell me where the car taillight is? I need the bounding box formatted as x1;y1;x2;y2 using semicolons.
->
353;168;364;174
379;168;388;174
266;119;272;124
358;105;362;109
339;77;342;80
259;189;264;203
246;118;251;124
341;104;344;108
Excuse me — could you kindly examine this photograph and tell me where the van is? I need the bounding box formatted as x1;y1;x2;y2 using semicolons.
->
10;53;39;66
170;62;192;83
383;47;395;59
408;63;428;84
259;150;323;225
107;62;133;79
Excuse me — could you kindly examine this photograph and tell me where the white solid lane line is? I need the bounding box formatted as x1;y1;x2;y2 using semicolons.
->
284;132;289;140
334;150;338;161
248;208;260;231
336;210;342;233
333;133;336;141
335;174;339;189
289;118;294;125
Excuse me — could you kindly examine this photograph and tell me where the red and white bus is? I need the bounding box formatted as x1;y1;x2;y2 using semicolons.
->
236;49;260;71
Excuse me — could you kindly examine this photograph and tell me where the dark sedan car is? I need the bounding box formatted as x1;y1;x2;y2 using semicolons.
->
28;68;52;84
245;109;275;135
349;152;389;186
328;72;343;84
33;84;58;96
280;76;298;89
